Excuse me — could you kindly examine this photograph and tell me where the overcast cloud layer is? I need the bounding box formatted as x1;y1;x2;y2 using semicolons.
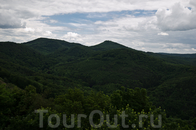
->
0;0;196;53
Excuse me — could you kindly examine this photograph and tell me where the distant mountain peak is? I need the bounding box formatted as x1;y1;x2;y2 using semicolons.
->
101;40;122;45
91;40;128;51
25;37;68;44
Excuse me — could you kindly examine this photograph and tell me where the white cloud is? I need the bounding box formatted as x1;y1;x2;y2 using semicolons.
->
158;32;169;36
25;27;35;33
80;12;196;53
0;9;26;28
156;2;196;31
0;18;66;43
192;48;196;51
95;15;157;32
49;20;58;23
62;32;83;42
45;31;52;36
69;23;88;27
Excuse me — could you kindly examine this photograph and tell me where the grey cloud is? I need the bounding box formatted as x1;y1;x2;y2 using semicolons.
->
0;10;26;29
17;10;36;19
0;24;25;29
0;0;184;16
190;0;196;9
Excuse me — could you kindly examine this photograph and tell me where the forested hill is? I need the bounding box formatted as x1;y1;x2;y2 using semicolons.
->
91;40;129;51
0;38;196;129
23;38;84;55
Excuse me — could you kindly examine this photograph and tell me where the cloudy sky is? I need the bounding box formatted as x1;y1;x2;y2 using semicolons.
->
0;0;196;53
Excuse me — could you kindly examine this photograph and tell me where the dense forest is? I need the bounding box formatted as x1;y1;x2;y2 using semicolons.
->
0;38;196;129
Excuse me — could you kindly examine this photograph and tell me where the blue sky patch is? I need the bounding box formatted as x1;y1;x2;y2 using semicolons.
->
43;10;157;26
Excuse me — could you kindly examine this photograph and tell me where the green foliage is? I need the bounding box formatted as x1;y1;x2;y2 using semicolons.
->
0;84;14;128
1;86;194;129
150;75;196;119
110;87;151;112
0;38;196;129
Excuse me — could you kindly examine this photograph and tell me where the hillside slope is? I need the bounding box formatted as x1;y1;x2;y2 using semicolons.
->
0;38;196;119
